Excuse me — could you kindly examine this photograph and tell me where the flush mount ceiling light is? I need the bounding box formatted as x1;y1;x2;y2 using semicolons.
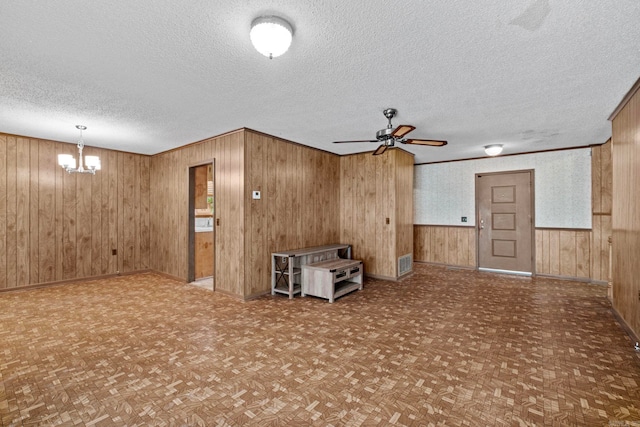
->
250;15;293;59
58;125;101;174
484;144;504;156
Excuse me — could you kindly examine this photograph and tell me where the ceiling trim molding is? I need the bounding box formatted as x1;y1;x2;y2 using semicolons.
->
413;143;604;166
151;128;246;157
608;76;640;121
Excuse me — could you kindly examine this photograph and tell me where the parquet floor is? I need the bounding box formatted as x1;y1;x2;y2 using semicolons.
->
1;264;639;426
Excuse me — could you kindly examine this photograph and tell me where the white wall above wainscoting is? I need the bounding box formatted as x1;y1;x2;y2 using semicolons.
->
414;148;592;229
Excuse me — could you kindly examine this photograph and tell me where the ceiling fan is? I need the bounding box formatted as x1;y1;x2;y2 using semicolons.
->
333;108;447;155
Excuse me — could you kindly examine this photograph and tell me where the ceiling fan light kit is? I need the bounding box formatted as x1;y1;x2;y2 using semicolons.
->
333;108;448;155
484;144;504;156
250;15;293;59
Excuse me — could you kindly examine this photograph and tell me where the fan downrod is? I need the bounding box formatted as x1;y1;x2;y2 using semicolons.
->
383;108;397;127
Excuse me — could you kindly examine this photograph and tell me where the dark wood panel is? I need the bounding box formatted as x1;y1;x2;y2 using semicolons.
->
592;144;602;213
54;143;64;281
140;156;150;271
6;136;18;288
592;141;612;215
16;138;30;286
88;146;102;277
601;141;612;214
29;140;39;283
75;150;92;279
0;135;7;288
38;140;56;283
106;150;119;275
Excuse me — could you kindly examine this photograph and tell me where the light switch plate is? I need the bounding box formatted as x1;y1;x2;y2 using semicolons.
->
252;190;261;200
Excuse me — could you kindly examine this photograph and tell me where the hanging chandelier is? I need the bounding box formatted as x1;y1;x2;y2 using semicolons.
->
58;125;101;174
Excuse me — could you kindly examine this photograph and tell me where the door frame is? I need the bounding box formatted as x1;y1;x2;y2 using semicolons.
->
187;159;216;287
475;169;536;275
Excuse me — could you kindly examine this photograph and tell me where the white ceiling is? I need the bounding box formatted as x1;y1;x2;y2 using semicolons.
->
1;1;638;163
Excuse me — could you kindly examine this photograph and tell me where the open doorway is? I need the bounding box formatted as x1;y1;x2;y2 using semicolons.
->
188;161;215;290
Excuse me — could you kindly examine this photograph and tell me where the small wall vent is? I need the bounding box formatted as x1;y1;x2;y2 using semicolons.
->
398;253;413;276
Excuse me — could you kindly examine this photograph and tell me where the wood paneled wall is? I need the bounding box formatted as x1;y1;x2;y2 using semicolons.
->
0;133;150;289
150;130;245;296
610;79;640;338
149;129;340;299
413;225;476;267
414;142;612;282
591;141;612;282
535;229;590;278
414;225;595;280
395;149;415;268
243;130;340;298
340;148;414;279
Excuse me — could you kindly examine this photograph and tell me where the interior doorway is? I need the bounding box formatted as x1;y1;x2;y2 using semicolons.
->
476;170;534;275
188;161;215;289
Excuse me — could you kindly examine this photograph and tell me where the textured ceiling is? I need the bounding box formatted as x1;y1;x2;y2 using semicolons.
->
1;1;638;163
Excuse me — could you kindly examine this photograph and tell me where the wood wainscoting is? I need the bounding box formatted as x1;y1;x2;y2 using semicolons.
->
535;229;591;279
413;225;476;268
0;133;150;289
414;225;609;282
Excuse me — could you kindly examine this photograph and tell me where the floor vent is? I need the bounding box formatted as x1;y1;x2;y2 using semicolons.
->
398;254;412;276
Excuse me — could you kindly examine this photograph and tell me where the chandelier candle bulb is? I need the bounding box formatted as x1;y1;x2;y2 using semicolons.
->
85;156;101;170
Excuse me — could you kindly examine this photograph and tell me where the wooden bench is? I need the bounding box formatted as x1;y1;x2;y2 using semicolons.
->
271;244;351;299
301;259;363;303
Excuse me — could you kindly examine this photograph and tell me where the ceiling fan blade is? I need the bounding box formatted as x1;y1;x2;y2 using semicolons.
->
332;139;379;144
403;138;448;147
391;125;416;138
372;145;388;156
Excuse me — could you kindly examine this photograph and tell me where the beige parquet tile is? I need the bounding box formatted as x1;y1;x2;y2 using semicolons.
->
1;264;640;426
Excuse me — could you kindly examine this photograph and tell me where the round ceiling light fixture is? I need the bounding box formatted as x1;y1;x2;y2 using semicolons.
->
484;144;504;156
250;15;293;59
